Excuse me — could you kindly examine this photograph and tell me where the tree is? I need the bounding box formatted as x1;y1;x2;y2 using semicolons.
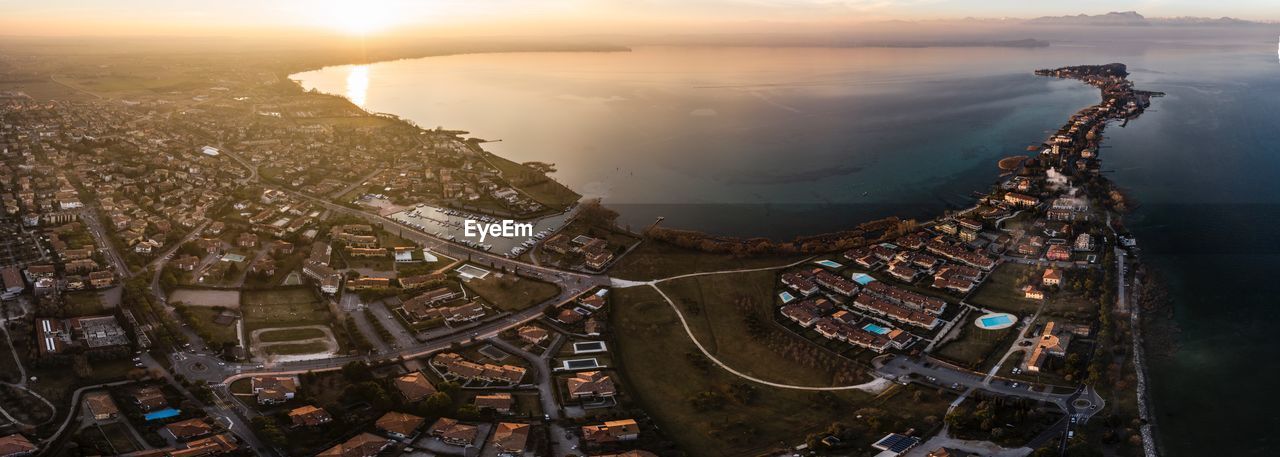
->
341;361;373;382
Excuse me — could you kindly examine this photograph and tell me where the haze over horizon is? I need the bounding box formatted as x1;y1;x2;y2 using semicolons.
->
2;0;1278;39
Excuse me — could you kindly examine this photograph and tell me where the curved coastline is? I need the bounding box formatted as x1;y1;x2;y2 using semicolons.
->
287;54;1160;454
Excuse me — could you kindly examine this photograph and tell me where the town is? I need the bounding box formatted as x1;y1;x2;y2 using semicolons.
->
0;34;1153;457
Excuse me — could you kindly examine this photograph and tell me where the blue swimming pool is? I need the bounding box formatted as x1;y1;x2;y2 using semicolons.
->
144;408;181;421
815;260;844;268
850;273;876;285
981;315;1013;326
778;291;795;303
862;323;891;335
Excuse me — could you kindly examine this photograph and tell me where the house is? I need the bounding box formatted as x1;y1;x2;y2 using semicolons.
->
474;393;514;413
517;325;549;345
1046;244;1071;261
288;405;333;427
1042;269;1062;287
780;272;819;296
579;289;607;310
393;371;437;403
1004;192;1038;207
2;267;25;299
250;258;275;276
429;417;478;446
174;255;200;271
251;376;298;405
347;277;390;290
161;418;214;441
89;270;115;288
491;422;530;457
237;232;257;248
581;419;641;444
169;433;239;456
927;448;980;457
315;433;391;457
1074;233;1094;251
556;307;586;325
131;386;169;412
0;434;36;457
376;411;425;440
1022;285;1044;300
399;273;445;290
1025;321;1073;372
83;392;119;420
566;371;616;399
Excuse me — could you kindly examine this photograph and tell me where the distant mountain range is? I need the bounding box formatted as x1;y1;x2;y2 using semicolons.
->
1026;11;1266;26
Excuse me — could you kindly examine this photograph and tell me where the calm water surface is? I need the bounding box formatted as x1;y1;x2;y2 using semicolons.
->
296;42;1280;456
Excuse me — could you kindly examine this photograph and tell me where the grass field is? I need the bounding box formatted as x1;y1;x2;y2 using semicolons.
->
63;291;107;316
612;285;893;456
97;422;141;453
969;263;1041;314
484;152;580;210
465;274;561;312
654;270;853;386
240;287;330;332
263;341;330;356
935;323;1016;370
257;327;327;343
180;307;240;345
242;287;320;306
609;240;807;281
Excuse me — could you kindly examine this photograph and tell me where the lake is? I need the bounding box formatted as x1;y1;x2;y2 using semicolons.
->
295;41;1280;456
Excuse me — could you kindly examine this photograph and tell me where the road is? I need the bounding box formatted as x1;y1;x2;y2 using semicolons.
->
486;337;581;456
876;355;1103;427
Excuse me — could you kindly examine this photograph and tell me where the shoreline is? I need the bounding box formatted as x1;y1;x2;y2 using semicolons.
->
288;55;1160;454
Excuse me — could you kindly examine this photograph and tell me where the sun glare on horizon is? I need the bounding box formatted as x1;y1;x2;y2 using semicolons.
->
315;0;398;36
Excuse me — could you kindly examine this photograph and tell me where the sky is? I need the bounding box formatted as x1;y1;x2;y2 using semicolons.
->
1;0;1276;37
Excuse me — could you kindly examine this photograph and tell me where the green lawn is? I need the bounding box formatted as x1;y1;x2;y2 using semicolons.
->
969;263;1042;314
464;274;561;312
934;324;1016;370
242;287;319;306
263;341;330;356
611;285;941;456
179;306;240;346
655;271;862;387
63;291;107;316
240;288;330;332
257;327;327;343
609;240;806;281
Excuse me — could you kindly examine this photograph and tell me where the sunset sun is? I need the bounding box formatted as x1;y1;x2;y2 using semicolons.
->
317;0;397;36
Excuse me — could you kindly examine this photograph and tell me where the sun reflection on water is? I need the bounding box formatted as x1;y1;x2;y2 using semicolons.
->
346;65;369;107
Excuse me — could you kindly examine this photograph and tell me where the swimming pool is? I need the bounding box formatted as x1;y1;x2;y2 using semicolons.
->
778;291;795;303
850;273;876;285
815;259;844;269
974;312;1017;330
144;408;181;421
862;323;891;335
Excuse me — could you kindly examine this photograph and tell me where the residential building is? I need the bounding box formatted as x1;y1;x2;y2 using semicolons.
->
288;405;333;427
566;371;616;399
83;392;119;420
429;417;478;446
315;433;391;457
393;371;437;403
474;393;514;413
376;411;425;440
491;422;530;457
161;418;213;442
0;434;37;457
581;419;640;444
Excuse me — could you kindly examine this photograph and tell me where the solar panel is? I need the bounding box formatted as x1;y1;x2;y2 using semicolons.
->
873;434;920;453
